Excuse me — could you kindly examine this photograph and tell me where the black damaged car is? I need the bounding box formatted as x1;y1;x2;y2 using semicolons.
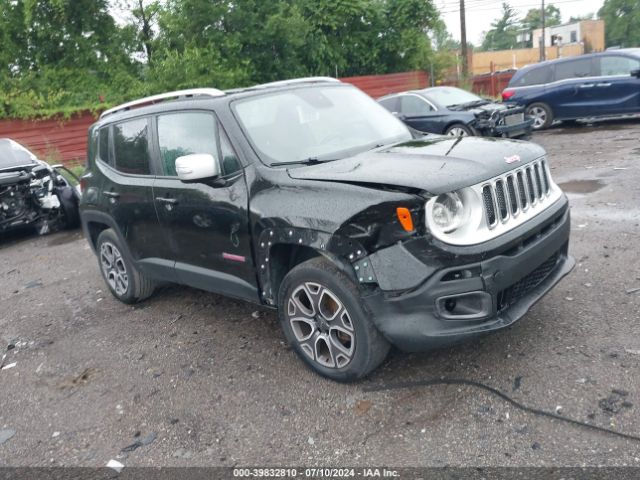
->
378;86;533;138
0;138;80;236
80;78;574;381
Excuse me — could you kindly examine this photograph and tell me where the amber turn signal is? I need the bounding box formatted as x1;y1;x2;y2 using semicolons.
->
396;207;414;232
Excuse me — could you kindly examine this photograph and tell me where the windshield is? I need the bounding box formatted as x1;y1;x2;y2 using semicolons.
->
233;85;412;165
425;87;482;108
0;139;38;169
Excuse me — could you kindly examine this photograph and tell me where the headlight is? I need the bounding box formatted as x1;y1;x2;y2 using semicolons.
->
431;192;465;233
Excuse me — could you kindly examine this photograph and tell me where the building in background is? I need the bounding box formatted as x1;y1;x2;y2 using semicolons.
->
532;19;605;53
469;19;605;75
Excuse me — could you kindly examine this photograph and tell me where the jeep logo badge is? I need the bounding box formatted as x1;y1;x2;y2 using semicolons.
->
504;155;521;164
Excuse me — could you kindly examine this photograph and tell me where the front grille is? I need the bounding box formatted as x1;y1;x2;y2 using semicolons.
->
497;252;560;311
482;160;551;229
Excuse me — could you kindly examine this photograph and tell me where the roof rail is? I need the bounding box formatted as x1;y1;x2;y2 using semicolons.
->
100;88;225;119
253;77;341;89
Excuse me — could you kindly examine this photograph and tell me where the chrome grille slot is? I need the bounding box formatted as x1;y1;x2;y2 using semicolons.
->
525;167;536;204
506;175;518;215
540;161;550;193
482;185;497;226
495;180;508;220
533;163;543;198
517;171;528;209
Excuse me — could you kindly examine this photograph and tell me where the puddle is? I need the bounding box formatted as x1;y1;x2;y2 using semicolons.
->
558;179;606;194
47;231;83;247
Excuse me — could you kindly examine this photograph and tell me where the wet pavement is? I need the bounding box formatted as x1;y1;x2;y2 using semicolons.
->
1;119;640;467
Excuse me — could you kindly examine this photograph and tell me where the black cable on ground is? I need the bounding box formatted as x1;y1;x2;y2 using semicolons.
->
363;378;640;443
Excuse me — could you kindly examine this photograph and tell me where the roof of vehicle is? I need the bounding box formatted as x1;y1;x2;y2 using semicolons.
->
378;85;470;101
97;77;344;123
514;48;640;75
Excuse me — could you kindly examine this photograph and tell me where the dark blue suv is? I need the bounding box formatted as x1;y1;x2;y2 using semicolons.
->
502;49;640;130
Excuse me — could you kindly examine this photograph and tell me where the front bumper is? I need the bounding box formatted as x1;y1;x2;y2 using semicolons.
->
361;198;574;352
494;117;534;137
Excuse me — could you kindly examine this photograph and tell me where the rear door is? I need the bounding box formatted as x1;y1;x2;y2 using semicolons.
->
152;110;258;301
398;94;447;134
546;57;597;119
593;54;640;114
98;118;168;262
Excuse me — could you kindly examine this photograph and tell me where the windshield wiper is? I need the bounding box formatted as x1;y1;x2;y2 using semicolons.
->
270;157;334;167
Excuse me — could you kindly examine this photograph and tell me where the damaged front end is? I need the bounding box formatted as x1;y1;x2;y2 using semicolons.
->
472;104;533;139
0;160;80;236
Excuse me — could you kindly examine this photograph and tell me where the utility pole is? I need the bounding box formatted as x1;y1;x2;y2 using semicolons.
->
460;0;468;79
540;0;546;61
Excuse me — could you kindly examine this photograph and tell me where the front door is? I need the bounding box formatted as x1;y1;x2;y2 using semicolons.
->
151;111;258;301
398;94;447;134
593;54;640;115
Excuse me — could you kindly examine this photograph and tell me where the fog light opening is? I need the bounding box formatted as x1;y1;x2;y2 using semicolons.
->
436;291;492;321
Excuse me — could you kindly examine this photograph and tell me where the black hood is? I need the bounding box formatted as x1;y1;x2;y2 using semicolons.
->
287;136;545;195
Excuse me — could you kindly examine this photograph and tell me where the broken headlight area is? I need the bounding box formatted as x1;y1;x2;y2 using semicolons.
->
0;163;76;235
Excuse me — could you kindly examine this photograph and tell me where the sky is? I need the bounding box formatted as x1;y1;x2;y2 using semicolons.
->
437;0;606;45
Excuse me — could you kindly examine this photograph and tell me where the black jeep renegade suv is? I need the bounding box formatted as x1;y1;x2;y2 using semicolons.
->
80;77;574;381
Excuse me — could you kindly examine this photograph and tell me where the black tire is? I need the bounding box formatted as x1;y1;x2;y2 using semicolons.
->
444;123;475;137
526;102;554;130
96;229;155;304
278;257;390;382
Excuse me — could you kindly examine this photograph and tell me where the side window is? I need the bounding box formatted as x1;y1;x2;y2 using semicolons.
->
378;96;399;113
554;58;593;81
600;55;640;76
97;126;112;166
113;118;150;175
157;112;218;177
514;66;552;86
400;96;434;116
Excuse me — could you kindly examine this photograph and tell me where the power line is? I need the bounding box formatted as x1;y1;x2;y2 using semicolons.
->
439;0;587;14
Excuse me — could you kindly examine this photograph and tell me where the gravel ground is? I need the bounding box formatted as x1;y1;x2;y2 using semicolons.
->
1;119;639;468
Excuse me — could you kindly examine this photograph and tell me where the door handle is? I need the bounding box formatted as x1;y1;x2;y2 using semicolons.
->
103;191;120;198
578;83;595;88
155;197;178;205
596;83;612;87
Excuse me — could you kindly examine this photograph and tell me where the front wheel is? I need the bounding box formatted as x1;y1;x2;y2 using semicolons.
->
278;257;390;382
445;123;475;137
526;103;554;130
96;229;155;304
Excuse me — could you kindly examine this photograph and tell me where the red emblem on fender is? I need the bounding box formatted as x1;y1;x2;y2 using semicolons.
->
504;155;521;164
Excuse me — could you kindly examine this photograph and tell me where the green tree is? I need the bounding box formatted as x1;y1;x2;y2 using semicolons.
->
480;3;521;51
521;5;561;33
598;0;640;47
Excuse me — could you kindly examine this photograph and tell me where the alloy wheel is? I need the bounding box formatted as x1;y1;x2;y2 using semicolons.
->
100;242;129;296
286;282;355;368
528;106;547;129
447;127;468;137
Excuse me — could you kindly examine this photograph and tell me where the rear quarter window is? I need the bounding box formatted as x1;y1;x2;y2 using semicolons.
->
512;66;552;86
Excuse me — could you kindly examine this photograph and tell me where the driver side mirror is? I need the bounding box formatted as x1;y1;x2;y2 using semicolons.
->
175;153;220;182
631;69;640;78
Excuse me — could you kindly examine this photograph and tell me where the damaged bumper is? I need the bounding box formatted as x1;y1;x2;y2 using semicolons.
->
360;196;574;352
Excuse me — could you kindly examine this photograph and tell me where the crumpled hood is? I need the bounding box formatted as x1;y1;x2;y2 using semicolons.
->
287;136;546;195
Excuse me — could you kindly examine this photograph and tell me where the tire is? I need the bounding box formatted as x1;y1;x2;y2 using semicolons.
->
278;257;390;382
96;229;155;304
526;103;554;130
445;123;475;137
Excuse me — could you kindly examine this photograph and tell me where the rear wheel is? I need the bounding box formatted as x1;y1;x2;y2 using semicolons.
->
526;103;554;130
445;123;475;137
96;229;155;304
278;257;390;382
